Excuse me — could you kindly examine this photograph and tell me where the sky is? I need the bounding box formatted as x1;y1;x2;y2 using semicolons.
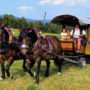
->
0;0;90;20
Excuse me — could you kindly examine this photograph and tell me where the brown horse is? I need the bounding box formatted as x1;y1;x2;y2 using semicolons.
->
0;28;27;80
21;34;63;84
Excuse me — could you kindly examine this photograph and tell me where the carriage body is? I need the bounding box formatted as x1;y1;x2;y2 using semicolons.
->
51;14;90;67
60;27;90;56
60;39;85;55
51;14;90;55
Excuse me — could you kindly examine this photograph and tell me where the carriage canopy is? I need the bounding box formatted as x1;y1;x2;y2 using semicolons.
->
51;14;90;27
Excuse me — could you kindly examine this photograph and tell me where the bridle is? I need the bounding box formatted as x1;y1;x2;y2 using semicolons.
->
20;37;33;53
20;35;41;55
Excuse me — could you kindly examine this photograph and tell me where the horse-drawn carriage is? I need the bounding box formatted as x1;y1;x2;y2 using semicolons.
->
0;14;90;84
51;14;90;67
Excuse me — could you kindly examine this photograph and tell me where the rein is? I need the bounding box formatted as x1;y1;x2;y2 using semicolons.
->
35;37;64;59
31;37;53;54
25;36;64;59
31;38;41;52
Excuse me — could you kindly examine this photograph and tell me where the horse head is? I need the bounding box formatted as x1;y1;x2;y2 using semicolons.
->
20;34;32;55
20;28;38;55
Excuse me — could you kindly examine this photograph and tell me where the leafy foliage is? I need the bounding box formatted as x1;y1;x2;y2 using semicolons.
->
0;14;73;34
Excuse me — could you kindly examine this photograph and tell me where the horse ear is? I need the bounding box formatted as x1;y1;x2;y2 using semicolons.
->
1;23;4;28
0;26;1;30
28;30;32;33
18;29;21;32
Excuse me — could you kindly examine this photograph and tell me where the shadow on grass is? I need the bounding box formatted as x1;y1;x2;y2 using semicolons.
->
12;69;26;78
85;56;90;64
86;59;90;64
11;61;77;82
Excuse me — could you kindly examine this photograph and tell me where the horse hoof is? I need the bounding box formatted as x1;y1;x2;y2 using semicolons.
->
33;73;36;79
0;77;4;81
10;73;13;79
34;81;39;84
57;72;61;76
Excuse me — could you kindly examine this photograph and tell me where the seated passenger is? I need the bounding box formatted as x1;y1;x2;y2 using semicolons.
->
70;24;87;53
60;28;67;40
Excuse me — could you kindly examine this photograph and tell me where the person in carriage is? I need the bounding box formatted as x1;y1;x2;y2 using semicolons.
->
60;27;67;40
59;26;71;40
6;26;13;43
70;24;87;53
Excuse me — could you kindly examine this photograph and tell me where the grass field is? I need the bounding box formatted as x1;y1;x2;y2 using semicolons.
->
0;29;90;90
11;29;60;37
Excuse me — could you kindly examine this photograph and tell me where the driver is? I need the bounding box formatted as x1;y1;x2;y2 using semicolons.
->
7;27;13;43
70;24;87;53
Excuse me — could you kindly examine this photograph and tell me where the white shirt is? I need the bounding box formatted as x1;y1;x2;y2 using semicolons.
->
70;28;86;38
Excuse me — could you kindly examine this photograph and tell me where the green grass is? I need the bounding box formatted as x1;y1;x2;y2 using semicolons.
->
11;28;20;37
41;33;59;37
11;28;60;37
0;61;90;90
0;29;90;90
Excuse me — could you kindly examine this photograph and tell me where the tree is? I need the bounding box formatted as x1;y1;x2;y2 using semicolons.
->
20;17;27;28
0;16;3;25
0;14;73;34
8;14;15;28
27;22;33;28
3;14;9;27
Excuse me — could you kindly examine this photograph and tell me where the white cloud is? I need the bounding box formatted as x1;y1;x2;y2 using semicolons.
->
18;6;33;12
39;0;51;5
52;0;66;5
38;0;90;6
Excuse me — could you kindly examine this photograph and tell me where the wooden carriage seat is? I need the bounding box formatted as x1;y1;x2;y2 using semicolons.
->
60;39;77;51
60;39;85;53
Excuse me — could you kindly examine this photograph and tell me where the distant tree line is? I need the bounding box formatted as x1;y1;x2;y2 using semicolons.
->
0;14;73;33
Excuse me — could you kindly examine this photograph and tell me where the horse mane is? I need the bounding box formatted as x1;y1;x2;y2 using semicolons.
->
19;28;38;44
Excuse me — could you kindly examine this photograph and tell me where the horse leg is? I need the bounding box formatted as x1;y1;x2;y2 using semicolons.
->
6;58;13;78
26;58;34;77
45;60;50;77
54;57;63;75
0;62;5;80
35;57;41;84
57;59;63;75
22;57;27;72
30;59;35;69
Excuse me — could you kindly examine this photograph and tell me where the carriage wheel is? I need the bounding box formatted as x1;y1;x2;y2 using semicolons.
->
78;57;86;68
